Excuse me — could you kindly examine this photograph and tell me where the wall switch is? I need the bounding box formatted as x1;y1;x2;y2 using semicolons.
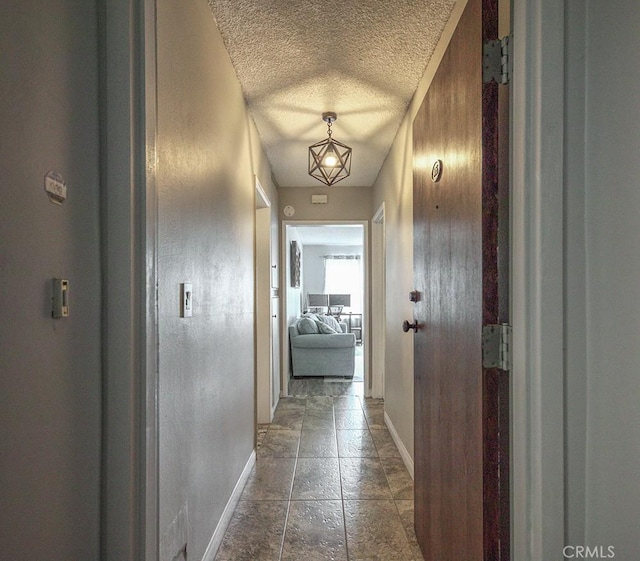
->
52;278;70;318
180;283;193;318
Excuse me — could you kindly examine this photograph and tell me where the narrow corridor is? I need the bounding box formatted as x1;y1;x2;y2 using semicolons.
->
214;380;422;560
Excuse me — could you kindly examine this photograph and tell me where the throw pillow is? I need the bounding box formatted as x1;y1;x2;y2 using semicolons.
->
317;314;341;331
316;320;337;334
297;317;319;334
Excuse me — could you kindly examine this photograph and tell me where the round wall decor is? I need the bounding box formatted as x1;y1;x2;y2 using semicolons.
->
431;159;443;182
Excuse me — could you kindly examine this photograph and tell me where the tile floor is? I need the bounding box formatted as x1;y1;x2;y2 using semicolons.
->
215;378;423;561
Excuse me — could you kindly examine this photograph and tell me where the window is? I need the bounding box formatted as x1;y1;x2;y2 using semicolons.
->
323;255;363;313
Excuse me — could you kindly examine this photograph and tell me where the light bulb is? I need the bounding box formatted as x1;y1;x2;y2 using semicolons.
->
324;155;338;167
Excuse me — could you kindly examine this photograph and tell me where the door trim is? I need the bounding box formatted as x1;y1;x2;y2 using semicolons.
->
281;220;370;396
371;203;386;398
100;0;159;558
255;177;274;424
511;0;566;559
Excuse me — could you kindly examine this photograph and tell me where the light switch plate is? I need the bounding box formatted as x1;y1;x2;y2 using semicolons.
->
52;278;70;318
180;283;192;318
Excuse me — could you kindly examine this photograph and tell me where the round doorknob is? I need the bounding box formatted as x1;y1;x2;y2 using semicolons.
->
402;320;418;333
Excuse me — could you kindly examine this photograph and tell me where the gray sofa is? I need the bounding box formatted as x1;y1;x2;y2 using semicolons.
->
289;315;356;378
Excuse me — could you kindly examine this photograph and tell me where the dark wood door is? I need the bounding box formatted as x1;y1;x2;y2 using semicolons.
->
412;0;509;559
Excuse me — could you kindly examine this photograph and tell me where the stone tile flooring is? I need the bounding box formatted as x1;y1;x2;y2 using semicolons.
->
215;379;423;561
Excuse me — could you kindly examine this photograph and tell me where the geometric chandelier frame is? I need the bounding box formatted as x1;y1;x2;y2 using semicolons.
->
308;112;352;186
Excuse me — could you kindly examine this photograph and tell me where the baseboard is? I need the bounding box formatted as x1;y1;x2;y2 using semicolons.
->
384;411;414;480
201;450;256;561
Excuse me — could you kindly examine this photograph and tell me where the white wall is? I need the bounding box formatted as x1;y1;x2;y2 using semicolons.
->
371;0;468;460
156;0;275;558
282;227;304;383
285;227;304;323
0;2;101;558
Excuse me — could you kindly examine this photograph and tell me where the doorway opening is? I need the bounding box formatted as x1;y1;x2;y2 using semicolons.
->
282;221;369;398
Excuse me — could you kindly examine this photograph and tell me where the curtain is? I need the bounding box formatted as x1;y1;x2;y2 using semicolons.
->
323;255;363;313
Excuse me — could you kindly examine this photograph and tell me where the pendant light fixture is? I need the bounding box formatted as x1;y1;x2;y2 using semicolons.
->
308;112;352;186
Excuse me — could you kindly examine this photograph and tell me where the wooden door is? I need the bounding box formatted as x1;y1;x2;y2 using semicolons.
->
412;0;509;558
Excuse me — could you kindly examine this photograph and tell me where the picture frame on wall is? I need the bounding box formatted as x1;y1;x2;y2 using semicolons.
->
290;240;301;288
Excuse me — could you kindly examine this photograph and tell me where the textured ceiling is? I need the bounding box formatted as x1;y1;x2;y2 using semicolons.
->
208;0;457;187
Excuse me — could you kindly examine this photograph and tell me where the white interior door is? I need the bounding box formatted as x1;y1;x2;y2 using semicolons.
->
371;203;386;398
255;181;273;423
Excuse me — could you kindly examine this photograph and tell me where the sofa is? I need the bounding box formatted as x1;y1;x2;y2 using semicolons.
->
289;313;356;378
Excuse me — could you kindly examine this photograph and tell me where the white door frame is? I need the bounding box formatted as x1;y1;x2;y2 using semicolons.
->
281;220;370;396
255;178;274;423
101;0;159;559
371;203;386;399
511;0;566;558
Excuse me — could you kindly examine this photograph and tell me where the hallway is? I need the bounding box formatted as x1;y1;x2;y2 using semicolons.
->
215;381;422;560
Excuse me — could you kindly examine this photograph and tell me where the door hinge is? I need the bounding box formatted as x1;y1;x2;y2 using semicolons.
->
482;324;512;370
483;34;511;85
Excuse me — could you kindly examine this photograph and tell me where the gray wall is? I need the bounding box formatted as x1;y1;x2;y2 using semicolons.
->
0;1;102;559
279;186;372;221
156;0;274;557
564;0;588;547
565;1;640;555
